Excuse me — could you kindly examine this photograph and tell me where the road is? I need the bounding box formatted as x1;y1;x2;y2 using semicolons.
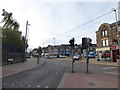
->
2;58;118;88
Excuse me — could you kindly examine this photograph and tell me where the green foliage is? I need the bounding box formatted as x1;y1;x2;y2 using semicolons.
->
2;28;24;46
2;9;19;29
1;9;25;53
2;28;25;52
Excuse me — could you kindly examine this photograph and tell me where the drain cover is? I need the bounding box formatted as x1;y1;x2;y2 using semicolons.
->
88;82;95;86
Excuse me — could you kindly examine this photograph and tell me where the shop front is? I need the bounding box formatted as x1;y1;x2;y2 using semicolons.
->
111;45;119;62
96;47;112;62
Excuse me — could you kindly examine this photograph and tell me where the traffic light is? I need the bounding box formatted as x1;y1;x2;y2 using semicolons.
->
87;38;92;48
69;38;75;47
82;38;92;49
82;38;87;49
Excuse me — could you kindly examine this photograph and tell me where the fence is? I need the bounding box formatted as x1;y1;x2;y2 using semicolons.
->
2;52;24;65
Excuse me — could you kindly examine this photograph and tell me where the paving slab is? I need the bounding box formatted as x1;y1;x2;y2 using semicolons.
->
2;57;45;77
58;69;119;88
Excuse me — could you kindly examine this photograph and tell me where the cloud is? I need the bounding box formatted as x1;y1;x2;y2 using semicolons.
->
0;0;118;49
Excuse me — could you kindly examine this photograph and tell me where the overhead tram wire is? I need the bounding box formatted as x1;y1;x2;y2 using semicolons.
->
58;7;120;37
58;11;112;37
42;7;120;46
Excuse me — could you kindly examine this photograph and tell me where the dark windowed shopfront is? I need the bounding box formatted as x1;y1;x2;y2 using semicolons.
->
96;46;119;62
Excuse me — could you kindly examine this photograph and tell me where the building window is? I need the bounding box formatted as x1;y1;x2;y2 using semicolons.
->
102;40;105;46
106;39;109;46
105;30;107;35
102;31;104;36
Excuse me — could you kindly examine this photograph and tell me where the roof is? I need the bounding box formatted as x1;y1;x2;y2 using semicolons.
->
110;20;120;27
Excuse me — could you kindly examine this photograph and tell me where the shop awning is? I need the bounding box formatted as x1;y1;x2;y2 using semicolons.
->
96;47;110;52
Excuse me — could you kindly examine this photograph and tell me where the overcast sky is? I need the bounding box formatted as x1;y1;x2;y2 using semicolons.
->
0;0;119;50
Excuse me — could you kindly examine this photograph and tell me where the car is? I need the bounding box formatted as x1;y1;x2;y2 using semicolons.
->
59;55;67;58
27;55;31;58
88;52;96;58
46;56;52;59
73;56;79;60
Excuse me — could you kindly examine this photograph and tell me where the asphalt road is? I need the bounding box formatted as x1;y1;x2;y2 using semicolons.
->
74;61;118;78
2;59;68;88
2;58;118;88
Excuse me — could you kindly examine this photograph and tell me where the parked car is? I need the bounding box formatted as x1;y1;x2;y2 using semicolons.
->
59;55;66;58
88;52;96;58
46;56;52;59
73;56;79;60
27;55;31;58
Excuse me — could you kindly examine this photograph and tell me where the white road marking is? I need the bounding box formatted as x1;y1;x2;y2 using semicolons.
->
37;85;40;87
28;85;31;87
20;84;23;87
3;84;6;86
11;84;15;86
46;86;48;88
103;71;118;75
102;67;117;70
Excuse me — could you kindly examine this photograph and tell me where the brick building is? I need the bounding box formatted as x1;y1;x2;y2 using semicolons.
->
96;21;120;62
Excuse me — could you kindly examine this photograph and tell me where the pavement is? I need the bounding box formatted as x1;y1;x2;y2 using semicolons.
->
56;57;119;88
1;57;45;77
58;69;119;88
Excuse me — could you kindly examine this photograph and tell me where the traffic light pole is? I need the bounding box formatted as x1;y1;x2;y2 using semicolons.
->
72;45;74;73
82;37;91;73
69;38;75;73
86;48;89;73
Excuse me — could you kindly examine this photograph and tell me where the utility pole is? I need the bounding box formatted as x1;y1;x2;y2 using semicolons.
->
53;38;55;55
53;38;55;46
112;8;120;61
24;21;30;61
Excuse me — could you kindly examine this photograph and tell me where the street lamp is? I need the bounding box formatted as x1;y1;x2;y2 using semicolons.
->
111;8;120;61
53;38;56;55
53;38;55;46
111;8;119;32
24;21;30;61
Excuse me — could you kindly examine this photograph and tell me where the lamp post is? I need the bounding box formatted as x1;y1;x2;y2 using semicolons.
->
53;38;55;55
24;21;30;61
53;38;55;46
112;8;120;61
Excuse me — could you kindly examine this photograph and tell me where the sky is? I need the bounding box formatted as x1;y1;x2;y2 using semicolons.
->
0;0;119;51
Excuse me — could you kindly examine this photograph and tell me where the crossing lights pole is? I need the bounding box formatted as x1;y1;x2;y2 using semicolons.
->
69;38;75;73
86;38;89;73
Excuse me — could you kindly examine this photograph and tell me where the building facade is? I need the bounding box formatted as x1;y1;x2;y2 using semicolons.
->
42;44;82;57
96;21;120;62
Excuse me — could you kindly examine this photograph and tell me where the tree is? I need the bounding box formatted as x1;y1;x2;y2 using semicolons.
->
1;9;19;30
1;9;25;53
